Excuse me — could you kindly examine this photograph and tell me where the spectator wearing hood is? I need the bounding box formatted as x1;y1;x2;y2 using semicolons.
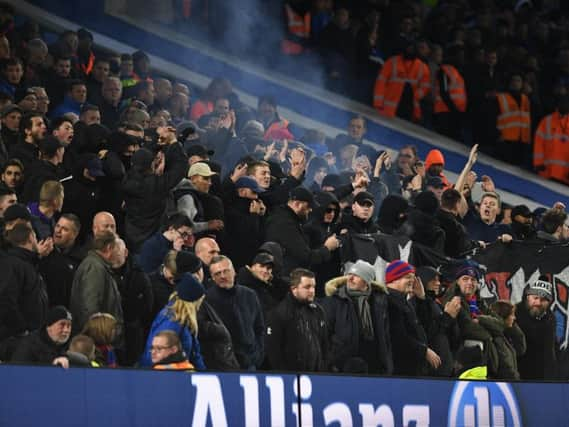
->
304;191;342;295
61;153;105;244
376;194;409;235
405;191;446;254
224;176;266;270
122;135;188;252
413;266;461;376
97;130;138;232
424;149;451;189
510;204;536;240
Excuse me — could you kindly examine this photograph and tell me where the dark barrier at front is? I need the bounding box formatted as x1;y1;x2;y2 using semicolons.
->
1;365;568;426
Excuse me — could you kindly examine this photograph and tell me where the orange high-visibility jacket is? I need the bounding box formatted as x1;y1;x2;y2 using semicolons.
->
281;4;311;55
534;111;569;184
434;64;467;113
154;360;195;371
496;92;531;143
373;55;431;121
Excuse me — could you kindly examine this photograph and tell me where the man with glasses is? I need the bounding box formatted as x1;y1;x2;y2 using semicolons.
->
151;330;194;370
136;213;194;274
207;255;265;370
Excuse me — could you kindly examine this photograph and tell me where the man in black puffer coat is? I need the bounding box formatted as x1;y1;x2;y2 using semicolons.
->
320;260;392;374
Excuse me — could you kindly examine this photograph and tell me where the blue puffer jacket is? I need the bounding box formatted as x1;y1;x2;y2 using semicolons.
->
139;301;206;369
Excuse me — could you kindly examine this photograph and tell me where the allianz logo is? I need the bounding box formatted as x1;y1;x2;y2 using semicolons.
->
190;374;430;427
448;381;522;427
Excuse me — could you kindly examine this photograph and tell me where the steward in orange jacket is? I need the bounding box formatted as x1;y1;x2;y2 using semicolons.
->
534;102;569;185
281;3;311;55
495;73;532;167
433;47;467;141
373;41;431;123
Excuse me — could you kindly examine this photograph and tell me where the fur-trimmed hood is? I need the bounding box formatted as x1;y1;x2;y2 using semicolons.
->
324;276;388;297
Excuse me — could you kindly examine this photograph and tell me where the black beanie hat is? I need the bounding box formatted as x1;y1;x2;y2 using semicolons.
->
46;306;72;326
176;251;202;275
4;204;32;223
176;272;205;302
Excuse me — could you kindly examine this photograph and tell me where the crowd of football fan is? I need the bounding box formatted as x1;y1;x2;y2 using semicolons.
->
0;3;565;380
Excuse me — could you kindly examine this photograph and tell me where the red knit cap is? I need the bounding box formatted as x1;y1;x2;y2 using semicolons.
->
385;260;416;283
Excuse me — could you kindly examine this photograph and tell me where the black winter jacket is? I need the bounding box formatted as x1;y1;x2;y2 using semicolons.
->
122;143;187;251
197;300;240;371
435;208;475;257
266;292;328;371
225;196;265;270
39;243;84;308
0;247;48;341
516;300;557;380
387;288;429;376
265;205;331;276
414;293;460;377
11;328;67;364
237;266;279;316
206;284;265;369
320;277;393;374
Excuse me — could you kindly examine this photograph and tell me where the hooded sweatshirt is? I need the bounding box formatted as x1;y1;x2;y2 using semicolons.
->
424;149;450;188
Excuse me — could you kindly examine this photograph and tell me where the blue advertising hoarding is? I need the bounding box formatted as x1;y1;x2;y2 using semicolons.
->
1;365;568;427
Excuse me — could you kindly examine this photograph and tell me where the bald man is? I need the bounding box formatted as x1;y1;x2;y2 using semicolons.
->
153;78;172;111
76;211;117;257
195;237;220;285
92;212;116;238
